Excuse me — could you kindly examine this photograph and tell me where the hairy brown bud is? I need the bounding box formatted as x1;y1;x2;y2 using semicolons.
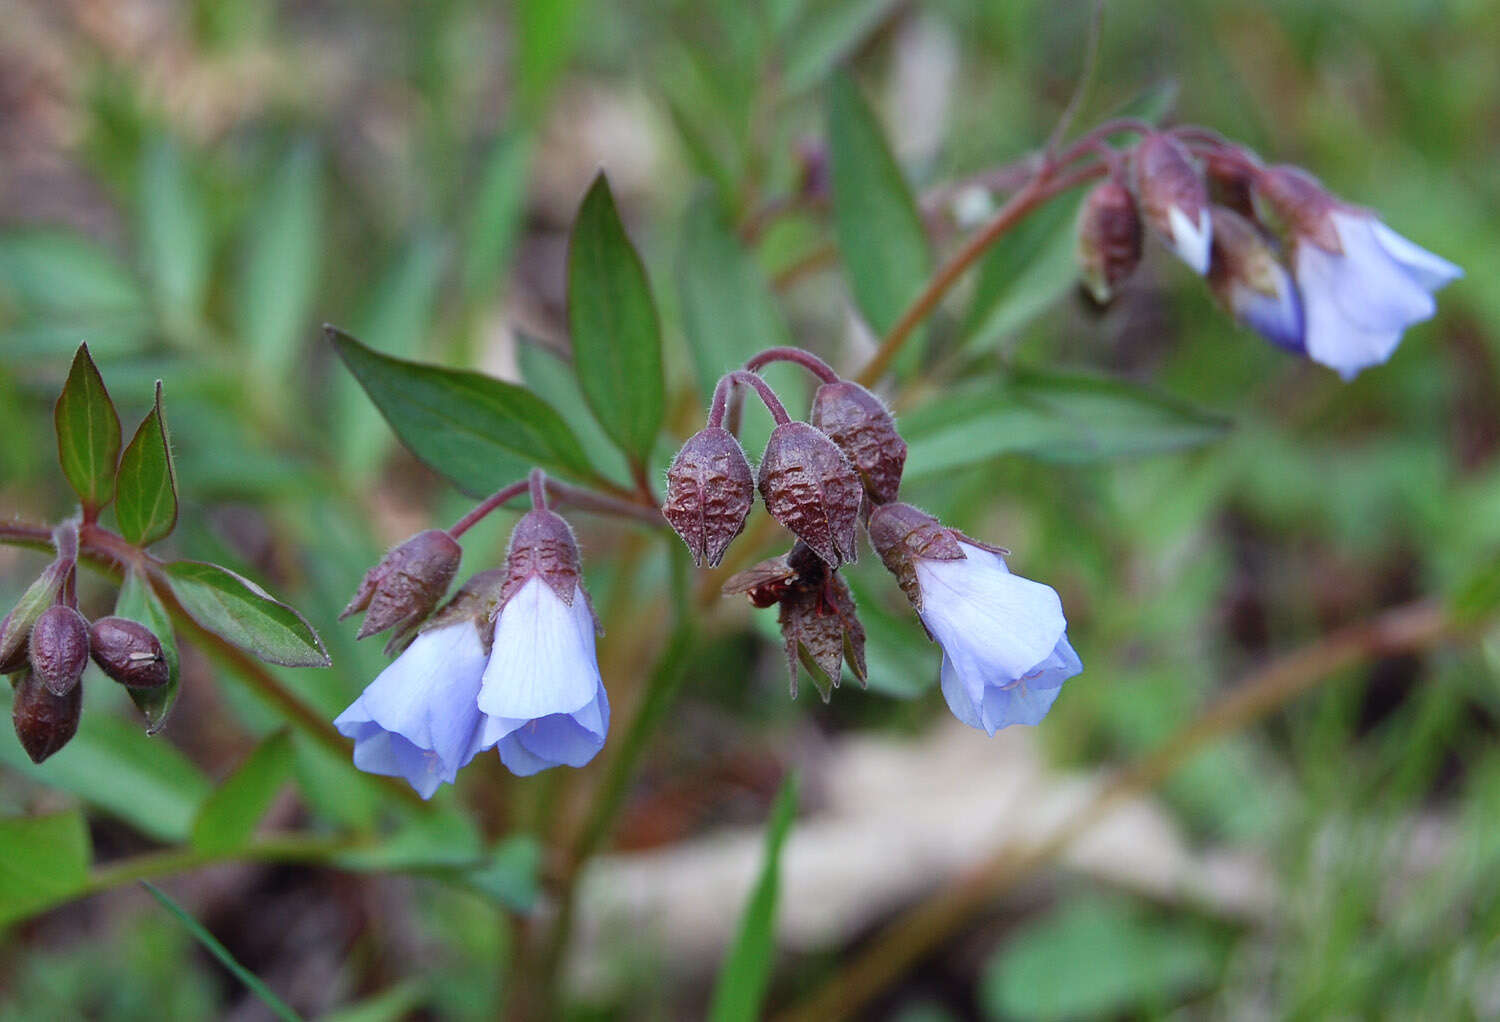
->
1134;133;1212;275
1076;180;1143;304
89;616;170;689
809;382;907;505
12;670;81;763
1201;147;1258;219
29;605;90;696
662;427;755;567
758;422;862;567
342;529;463;642
501;509;582;606
867;502;964;609
1253;164;1340;252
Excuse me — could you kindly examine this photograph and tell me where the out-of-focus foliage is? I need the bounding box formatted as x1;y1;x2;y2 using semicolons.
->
2;0;1498;1018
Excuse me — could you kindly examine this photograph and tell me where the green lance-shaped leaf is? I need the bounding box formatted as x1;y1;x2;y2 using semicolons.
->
238;143;321;379
900;370;1231;477
0;811;91;928
566;173;665;464
163;560;329;668
462;129;533;300
115;565;181;733
54;343;122;513
329;326;598;495
708;772;800;1022
191;730;294;855
114;380;179;547
826;70;931;344
139;137;210;324
676;191;793;403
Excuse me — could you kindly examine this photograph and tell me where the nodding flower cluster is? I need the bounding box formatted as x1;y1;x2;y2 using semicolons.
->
2;523;170;763
665;348;1084;725
1076;129;1462;379
337;473;612;798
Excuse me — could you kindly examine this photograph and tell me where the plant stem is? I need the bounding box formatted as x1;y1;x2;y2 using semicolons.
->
745;347;841;383
855;162;1107;388
709;370;793;430
450;479;532;538
83;834;358;897
772;599;1459;1022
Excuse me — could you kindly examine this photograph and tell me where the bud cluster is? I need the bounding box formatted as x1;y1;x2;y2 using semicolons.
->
3;525;172;763
1074;129;1462;379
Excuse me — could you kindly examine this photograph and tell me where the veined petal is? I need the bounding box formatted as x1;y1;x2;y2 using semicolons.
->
479;579;601;720
1167;205;1213;275
492;681;610;775
1298;244;1407;378
915;544;1067;691
1371;221;1463;291
333;622;489;798
1324;212;1436;331
978;675;1064;730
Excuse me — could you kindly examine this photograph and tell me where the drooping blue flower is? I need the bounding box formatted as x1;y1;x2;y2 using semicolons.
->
333;620;492;798
477;576;609;776
913;541;1082;735
1295;210;1462;379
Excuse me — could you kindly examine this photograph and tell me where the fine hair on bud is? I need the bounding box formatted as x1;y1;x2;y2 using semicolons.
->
757;421;863;567
342;529;463;642
1134;132;1212;275
89;616;170;689
662;426;755;567
12;669;82;763
29;604;90;697
808;381;907;506
1076;179;1143;305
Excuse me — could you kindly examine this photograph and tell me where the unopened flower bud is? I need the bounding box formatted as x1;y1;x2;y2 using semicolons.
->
1075;180;1143;304
1201;147;1258;219
1207;207;1303;353
342;529;463;643
89;616;169;689
662;426;755;567
1134;133;1212;275
866;502;965;608
758;422;862;567
29;605;90;697
809;381;907;505
1252;164;1341;252
12;670;81;763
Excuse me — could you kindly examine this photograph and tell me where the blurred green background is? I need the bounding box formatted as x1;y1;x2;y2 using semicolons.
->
3;0;1499;1018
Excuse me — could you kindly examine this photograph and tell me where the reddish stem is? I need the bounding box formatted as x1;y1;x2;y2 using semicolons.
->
448;479;531;539
744;347;841;384
529;469;549;511
708;370;792;429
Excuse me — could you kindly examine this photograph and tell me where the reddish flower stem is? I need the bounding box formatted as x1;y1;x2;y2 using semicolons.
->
448;480;531;539
744;347;841;384
708;370;792;429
